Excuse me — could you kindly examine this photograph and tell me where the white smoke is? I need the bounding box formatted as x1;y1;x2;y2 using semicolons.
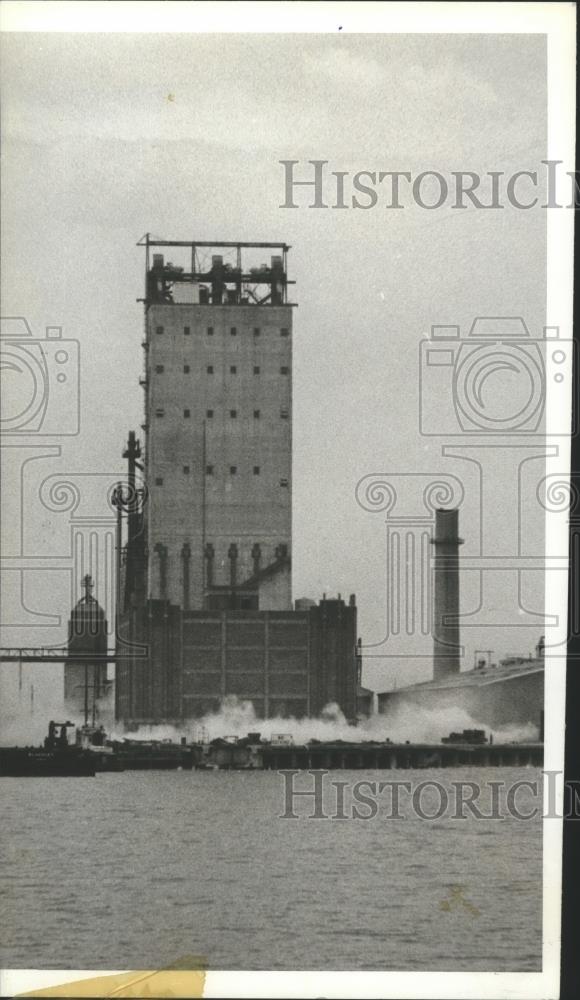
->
108;696;539;746
0;694;76;746
373;699;539;745
1;678;540;748
0;667;115;747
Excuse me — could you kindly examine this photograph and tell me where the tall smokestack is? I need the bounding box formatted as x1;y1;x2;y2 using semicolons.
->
431;508;463;680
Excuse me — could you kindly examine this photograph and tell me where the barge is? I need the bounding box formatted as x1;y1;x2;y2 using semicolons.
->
0;722;96;777
1;724;543;775
78;725;195;770
1;723;195;775
107;738;194;771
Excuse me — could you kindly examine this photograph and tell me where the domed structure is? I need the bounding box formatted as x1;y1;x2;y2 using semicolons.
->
64;576;110;722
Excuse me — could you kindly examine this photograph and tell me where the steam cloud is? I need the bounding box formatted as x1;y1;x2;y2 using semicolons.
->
0;668;538;747
107;696;538;746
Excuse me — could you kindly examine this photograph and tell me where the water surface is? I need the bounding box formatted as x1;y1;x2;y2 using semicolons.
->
1;767;542;971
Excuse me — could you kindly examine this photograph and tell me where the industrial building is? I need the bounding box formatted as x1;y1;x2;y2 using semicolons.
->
64;575;110;720
116;596;359;723
377;641;544;732
143;242;292;611
64;242;544;735
377;508;544;734
113;237;360;725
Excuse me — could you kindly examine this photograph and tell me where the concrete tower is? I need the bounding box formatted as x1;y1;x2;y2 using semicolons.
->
431;508;463;680
115;236;360;725
141;238;293;612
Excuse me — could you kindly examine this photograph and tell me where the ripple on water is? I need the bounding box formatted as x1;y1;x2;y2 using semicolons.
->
2;768;542;971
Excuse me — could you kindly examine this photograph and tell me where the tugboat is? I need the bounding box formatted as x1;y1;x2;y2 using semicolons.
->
0;721;96;777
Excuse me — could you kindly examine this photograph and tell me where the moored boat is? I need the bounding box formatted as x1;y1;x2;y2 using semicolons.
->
108;738;195;770
1;722;96;777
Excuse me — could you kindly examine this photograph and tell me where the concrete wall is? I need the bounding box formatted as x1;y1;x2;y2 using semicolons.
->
182;609;310;719
308;599;359;719
116;598;358;724
356;689;374;718
259;562;291;610
145;303;292;609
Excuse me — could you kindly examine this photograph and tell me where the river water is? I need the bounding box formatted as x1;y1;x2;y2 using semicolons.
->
1;767;542;971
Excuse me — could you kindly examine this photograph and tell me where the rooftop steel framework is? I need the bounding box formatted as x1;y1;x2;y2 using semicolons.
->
138;233;296;306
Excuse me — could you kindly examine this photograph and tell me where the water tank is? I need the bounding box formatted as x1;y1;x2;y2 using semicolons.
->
294;597;316;611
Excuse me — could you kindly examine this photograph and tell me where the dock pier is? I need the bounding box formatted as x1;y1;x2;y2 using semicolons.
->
200;740;544;771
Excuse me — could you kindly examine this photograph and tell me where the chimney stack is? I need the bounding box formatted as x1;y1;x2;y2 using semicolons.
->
431;508;463;680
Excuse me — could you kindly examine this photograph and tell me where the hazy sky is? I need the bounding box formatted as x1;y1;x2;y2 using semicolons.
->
1;31;551;700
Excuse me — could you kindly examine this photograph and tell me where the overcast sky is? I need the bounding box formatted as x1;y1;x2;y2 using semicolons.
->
1;31;551;701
